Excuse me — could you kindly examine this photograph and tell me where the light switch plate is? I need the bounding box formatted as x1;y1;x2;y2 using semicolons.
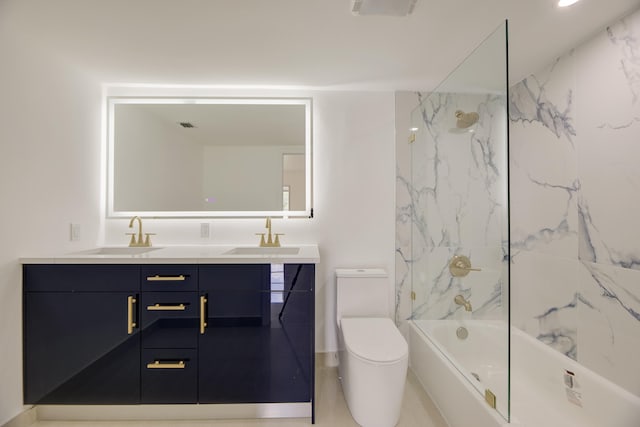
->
70;223;81;241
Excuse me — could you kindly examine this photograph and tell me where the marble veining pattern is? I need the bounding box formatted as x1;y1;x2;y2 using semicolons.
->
395;89;508;329
510;7;640;396
509;58;576;144
607;16;640;104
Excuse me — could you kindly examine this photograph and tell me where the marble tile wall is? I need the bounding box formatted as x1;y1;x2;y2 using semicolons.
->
397;6;640;399
510;7;640;397
395;90;509;330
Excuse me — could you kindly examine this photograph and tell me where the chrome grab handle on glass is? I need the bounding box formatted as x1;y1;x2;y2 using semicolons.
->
146;303;186;311
146;361;185;369
127;295;137;334
449;255;481;278
200;295;208;334
146;275;186;282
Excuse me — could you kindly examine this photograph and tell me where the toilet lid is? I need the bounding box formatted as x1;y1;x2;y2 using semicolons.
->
341;317;408;364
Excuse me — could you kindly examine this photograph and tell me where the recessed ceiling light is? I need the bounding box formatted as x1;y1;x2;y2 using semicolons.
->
558;0;580;7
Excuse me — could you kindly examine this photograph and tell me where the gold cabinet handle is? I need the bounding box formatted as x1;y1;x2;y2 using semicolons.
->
146;303;187;311
146;360;185;369
127;295;137;334
200;295;208;334
146;275;186;282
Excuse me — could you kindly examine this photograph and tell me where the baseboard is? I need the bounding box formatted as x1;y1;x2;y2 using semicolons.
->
322;351;339;367
36;403;311;421
1;407;37;427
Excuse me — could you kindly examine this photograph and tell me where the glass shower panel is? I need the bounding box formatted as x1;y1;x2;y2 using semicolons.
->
410;22;510;421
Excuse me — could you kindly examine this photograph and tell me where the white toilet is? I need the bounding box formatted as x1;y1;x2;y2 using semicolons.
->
336;268;409;427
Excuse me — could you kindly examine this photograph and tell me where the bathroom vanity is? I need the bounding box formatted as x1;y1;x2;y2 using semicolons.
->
21;245;318;421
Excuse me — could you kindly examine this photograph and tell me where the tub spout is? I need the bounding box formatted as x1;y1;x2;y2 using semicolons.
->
454;294;472;312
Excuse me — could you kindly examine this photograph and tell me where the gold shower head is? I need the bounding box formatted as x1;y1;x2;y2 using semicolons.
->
455;110;479;129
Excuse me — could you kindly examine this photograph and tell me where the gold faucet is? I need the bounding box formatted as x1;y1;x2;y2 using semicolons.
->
127;216;154;247
454;294;472;312
257;217;283;247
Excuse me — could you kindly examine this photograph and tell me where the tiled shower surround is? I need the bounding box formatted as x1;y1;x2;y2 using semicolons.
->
396;7;640;399
399;91;508;324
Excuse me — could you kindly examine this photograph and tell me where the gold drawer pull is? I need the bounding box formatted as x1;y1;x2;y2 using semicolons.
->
146;303;186;311
146;275;186;282
127;295;137;335
146;360;185;369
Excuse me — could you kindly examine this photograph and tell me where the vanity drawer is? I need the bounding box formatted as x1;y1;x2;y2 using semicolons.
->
24;264;139;292
199;264;269;291
141;292;198;349
141;265;197;291
141;349;197;404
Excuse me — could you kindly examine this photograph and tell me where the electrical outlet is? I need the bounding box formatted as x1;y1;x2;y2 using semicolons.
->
200;223;210;239
70;223;81;241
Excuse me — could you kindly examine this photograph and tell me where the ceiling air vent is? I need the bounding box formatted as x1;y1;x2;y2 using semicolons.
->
351;0;418;16
178;122;195;128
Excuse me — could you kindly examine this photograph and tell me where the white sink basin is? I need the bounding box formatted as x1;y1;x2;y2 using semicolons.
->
225;247;300;255
74;247;163;255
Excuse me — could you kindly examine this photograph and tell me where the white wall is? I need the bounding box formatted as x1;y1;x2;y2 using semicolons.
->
0;16;103;426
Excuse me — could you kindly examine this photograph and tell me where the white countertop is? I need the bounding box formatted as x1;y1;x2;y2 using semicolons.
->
20;244;320;265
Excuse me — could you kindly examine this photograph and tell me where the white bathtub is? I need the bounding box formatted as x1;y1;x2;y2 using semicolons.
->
409;320;640;427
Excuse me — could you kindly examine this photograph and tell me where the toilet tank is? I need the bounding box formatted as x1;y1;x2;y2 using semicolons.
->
336;268;389;325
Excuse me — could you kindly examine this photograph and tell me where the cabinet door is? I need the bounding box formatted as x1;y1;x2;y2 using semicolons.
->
24;292;140;404
198;264;313;404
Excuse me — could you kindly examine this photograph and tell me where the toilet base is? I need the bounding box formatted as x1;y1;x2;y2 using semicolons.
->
338;338;408;427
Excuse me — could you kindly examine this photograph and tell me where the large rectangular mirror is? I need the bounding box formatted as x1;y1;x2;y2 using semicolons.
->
107;97;312;217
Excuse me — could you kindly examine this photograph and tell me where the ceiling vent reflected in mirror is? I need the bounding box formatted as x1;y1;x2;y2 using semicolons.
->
351;0;418;16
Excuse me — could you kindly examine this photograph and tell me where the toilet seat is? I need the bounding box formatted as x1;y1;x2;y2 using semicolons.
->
341;317;408;365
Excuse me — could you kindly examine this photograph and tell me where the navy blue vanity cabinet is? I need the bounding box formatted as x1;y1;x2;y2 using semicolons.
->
198;264;314;406
24;262;316;413
23;264;141;404
140;265;198;404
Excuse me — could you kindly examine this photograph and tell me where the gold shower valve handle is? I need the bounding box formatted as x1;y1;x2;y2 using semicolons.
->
449;255;481;277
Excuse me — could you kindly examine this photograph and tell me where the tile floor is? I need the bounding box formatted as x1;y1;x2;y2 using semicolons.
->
31;365;448;427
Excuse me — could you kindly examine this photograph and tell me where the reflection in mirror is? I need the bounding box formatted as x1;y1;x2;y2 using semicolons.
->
107;98;312;217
